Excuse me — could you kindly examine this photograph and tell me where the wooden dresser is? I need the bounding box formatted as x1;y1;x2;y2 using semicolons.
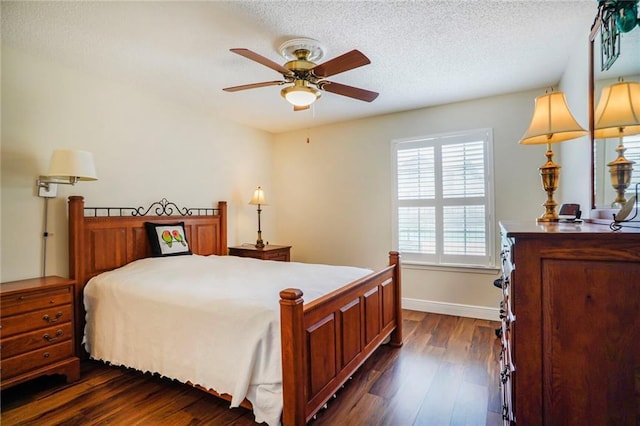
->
0;276;80;390
228;244;291;261
498;221;640;425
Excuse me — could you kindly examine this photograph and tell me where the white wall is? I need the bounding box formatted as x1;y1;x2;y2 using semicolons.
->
273;90;550;319
1;47;275;282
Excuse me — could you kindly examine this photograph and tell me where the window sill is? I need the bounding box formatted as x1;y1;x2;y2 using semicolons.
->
402;261;500;275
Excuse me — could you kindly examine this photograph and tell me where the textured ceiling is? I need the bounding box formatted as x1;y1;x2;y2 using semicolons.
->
2;1;638;134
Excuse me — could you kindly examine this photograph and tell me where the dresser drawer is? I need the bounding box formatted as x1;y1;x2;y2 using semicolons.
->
1;286;72;317
1;322;73;359
0;340;74;379
1;304;73;338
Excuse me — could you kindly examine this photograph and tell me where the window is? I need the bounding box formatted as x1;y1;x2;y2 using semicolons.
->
391;129;495;268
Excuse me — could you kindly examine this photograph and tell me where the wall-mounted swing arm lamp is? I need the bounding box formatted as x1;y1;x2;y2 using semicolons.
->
36;149;97;277
248;186;267;249
520;90;588;222
36;149;98;198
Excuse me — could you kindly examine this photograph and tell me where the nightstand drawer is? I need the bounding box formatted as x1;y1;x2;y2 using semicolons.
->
1;286;72;317
263;250;290;261
1;304;73;338
1;322;73;358
228;244;291;262
0;340;74;379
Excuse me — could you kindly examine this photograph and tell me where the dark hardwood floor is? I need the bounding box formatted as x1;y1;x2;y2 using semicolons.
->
1;310;502;425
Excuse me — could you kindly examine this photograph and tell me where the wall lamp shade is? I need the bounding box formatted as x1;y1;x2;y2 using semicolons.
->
281;80;321;107
594;80;640;207
46;149;98;182
37;149;98;197
249;186;267;248
519;91;587;222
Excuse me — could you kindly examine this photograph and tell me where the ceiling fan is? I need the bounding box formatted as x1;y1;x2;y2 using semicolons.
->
222;38;379;111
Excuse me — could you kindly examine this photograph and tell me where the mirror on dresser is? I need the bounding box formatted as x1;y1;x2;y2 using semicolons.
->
589;19;640;215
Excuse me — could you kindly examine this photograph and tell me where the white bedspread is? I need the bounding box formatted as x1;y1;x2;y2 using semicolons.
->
83;254;372;426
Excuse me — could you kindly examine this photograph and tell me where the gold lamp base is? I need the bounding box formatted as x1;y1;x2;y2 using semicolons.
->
607;142;635;208
537;149;560;222
255;230;265;249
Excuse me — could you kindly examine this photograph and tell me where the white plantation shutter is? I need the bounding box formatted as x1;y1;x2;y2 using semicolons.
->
392;129;495;267
397;146;435;200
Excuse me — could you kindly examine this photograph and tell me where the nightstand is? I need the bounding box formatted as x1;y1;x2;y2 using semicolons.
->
0;276;81;390
228;244;292;262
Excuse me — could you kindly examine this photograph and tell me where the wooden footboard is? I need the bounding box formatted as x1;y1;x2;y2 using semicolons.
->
279;252;402;425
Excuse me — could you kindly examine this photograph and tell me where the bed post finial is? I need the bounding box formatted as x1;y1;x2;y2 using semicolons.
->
279;288;306;426
388;251;403;347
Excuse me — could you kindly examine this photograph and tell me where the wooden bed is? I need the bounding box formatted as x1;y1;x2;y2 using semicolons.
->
68;195;403;425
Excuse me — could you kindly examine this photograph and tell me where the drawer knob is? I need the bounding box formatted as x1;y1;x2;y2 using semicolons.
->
42;312;63;323
43;352;50;358
43;329;64;342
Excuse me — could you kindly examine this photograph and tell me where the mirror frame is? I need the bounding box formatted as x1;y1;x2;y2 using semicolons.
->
589;33;596;210
589;17;598;213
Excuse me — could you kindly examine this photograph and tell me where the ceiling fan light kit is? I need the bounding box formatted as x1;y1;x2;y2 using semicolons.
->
223;37;378;111
281;80;321;107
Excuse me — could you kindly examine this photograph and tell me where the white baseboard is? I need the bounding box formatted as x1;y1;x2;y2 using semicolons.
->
402;297;499;321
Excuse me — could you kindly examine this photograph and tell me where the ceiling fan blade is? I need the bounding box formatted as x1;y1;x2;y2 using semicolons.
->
294;105;310;112
318;81;379;102
222;80;284;92
311;50;371;78
230;48;294;76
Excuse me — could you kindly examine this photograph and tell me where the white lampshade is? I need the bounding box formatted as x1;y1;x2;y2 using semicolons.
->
520;91;588;145
46;149;98;181
281;81;321;107
594;80;640;139
249;186;267;205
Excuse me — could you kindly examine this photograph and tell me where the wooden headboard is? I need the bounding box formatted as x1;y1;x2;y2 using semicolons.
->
68;195;227;355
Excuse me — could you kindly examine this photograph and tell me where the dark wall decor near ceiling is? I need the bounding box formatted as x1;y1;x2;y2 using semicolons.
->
594;0;640;71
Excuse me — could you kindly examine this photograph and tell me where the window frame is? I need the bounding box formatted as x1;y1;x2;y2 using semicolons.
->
391;128;496;269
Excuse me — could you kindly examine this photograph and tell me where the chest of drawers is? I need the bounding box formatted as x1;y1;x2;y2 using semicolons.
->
1;276;80;389
498;221;640;425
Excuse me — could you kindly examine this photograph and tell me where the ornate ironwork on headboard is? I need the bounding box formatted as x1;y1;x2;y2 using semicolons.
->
83;198;219;218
